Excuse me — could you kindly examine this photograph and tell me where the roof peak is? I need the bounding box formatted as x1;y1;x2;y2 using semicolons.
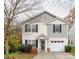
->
21;10;61;24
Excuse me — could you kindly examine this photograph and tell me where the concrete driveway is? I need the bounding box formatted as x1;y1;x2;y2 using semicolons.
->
33;52;75;59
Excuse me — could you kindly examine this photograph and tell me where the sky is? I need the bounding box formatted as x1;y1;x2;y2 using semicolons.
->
45;0;75;18
31;0;75;17
15;0;75;22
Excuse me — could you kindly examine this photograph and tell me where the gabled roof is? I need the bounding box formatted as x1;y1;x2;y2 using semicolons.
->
21;10;69;25
36;34;48;39
46;18;70;25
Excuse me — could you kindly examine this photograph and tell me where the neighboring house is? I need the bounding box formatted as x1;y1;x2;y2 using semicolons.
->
22;11;69;52
69;23;75;46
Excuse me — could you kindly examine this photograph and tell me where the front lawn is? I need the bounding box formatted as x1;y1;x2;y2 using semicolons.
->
5;52;33;59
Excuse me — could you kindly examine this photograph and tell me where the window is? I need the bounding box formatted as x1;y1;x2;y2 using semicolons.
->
51;41;64;43
26;40;37;48
25;40;27;44
32;25;38;32
51;41;57;43
27;40;31;44
25;24;38;32
31;40;36;48
25;24;31;32
53;24;62;33
61;41;64;43
58;41;60;43
54;41;57;43
32;25;36;32
51;41;54;43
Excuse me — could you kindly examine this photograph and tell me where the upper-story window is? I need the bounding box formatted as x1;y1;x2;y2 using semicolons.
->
32;25;38;32
25;24;38;32
25;24;31;32
53;24;62;33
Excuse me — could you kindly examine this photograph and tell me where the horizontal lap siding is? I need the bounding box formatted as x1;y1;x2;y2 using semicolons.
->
22;13;54;42
47;24;68;38
22;23;47;45
24;13;55;23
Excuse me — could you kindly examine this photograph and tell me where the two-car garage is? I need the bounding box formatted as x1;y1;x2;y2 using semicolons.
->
50;40;65;52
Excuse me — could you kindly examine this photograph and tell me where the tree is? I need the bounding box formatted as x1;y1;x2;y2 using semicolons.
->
4;0;40;55
64;7;75;45
64;7;75;27
4;24;22;53
9;27;21;53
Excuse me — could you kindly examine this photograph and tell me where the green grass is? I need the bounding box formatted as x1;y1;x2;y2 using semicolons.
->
71;47;75;56
5;52;33;59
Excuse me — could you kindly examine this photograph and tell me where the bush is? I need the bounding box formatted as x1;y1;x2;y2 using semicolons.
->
32;48;38;55
65;45;72;52
19;44;32;53
9;44;22;53
71;47;75;55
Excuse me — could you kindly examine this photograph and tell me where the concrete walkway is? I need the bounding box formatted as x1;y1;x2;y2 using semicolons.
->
53;52;75;59
33;52;75;59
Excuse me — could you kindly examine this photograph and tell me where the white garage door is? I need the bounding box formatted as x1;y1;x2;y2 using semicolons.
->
50;40;64;52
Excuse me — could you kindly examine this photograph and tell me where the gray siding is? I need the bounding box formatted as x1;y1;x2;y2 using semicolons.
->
25;12;56;24
69;24;75;46
47;24;68;38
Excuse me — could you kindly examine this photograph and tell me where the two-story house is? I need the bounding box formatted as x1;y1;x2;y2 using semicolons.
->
22;11;69;52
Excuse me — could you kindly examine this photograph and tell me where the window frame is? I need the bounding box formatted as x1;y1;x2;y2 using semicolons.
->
31;40;36;48
53;24;62;33
25;24;31;32
51;41;64;43
32;24;38;32
25;24;38;33
26;40;37;48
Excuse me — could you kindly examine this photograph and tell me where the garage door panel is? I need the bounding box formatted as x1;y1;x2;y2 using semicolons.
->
50;41;64;52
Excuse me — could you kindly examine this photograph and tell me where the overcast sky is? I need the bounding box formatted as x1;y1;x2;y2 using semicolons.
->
15;0;75;22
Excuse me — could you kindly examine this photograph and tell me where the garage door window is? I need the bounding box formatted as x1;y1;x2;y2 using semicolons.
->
58;41;60;43
61;41;64;43
51;41;54;43
51;41;64;43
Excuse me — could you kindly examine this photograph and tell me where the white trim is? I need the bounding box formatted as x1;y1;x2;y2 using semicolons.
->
38;38;47;52
21;10;69;25
45;40;47;52
25;24;38;33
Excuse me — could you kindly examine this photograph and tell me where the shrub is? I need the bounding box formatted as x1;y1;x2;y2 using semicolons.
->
9;44;21;53
32;48;38;55
71;47;75;55
19;44;32;53
65;45;72;52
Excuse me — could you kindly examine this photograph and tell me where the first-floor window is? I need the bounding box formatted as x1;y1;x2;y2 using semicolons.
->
31;40;36;48
27;40;31;44
25;40;37;48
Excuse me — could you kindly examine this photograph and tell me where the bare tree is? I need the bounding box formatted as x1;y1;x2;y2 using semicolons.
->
64;7;75;27
4;0;41;55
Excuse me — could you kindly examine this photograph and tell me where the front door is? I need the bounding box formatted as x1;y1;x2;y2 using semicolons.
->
40;40;45;51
